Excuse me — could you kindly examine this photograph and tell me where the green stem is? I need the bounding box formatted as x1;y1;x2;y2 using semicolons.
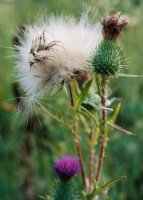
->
95;77;108;182
68;84;87;190
89;123;94;192
73;116;87;189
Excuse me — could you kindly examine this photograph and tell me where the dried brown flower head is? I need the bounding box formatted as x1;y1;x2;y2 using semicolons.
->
73;70;89;84
101;11;128;39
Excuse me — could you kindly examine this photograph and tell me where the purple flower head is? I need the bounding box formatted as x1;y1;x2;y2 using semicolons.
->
54;156;81;181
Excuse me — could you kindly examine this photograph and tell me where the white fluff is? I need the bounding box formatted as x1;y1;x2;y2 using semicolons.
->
15;12;103;96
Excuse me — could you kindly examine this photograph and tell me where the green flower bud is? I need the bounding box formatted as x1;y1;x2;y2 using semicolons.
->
91;39;127;76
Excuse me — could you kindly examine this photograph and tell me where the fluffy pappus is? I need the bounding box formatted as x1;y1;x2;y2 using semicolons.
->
15;12;103;97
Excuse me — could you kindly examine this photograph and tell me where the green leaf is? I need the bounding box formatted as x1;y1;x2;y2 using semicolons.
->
107;102;121;134
86;176;126;199
79;114;90;133
111;102;121;123
39;104;62;123
81;106;98;124
107;122;135;135
39;195;52;200
38;102;73;130
95;74;102;96
72;79;81;96
63;85;69;97
92;127;100;146
74;80;92;111
119;74;143;78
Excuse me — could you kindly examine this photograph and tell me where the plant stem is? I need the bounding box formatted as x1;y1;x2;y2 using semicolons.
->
89;123;94;192
68;84;87;190
95;77;107;182
68;84;74;107
73;117;87;189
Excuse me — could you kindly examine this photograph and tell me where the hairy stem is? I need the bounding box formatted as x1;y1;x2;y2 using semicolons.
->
68;84;87;189
95;78;107;182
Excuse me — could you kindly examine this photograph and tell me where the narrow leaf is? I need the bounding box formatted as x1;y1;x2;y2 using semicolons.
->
95;74;102;96
74;80;92;111
72;79;81;96
93;127;100;146
79;114;90;133
81;106;98;124
111;102;121;123
87;176;126;199
107;122;135;135
107;102;121;134
40;104;73;130
119;74;143;78
94;176;126;195
39;104;62;123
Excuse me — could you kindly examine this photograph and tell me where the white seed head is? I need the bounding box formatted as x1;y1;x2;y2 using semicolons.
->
15;12;103;97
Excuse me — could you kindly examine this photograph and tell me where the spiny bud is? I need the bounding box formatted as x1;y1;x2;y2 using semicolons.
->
53;156;80;200
91;39;127;76
101;11;128;39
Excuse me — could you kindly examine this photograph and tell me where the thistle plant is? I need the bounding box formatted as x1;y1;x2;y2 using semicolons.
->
14;9;139;200
91;11;128;184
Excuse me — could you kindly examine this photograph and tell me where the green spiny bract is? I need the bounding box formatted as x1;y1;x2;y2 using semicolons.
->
53;180;79;200
91;39;127;76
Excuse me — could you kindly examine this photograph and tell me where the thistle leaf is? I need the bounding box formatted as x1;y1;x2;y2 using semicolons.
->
81;106;98;124
95;74;102;96
39;195;52;200
111;102;121;122
74;80;92;111
79;114;90;133
107;102;121;134
86;176;126;199
107;122;135;135
119;74;143;78
39;103;72;130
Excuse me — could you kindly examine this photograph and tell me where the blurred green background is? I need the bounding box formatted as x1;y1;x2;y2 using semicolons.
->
0;0;143;199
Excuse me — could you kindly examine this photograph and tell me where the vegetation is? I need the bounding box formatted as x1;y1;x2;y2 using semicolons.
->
0;0;143;200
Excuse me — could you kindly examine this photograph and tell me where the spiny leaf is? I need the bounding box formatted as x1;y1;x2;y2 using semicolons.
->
74;80;92;111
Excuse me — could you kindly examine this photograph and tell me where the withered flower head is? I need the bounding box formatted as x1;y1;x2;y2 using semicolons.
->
101;11;128;39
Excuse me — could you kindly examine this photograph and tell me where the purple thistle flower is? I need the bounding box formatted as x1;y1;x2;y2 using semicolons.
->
54;156;81;181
